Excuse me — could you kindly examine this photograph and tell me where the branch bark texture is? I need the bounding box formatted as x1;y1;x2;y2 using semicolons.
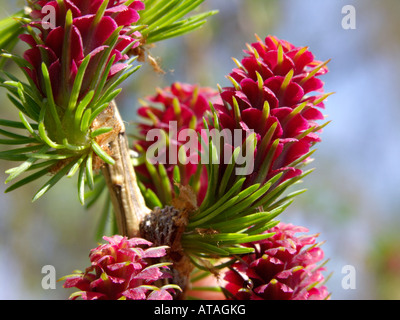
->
99;101;151;238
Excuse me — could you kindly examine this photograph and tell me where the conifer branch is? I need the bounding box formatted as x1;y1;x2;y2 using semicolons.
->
100;101;151;238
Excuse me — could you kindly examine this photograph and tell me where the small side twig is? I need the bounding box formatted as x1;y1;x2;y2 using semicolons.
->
100;101;151;238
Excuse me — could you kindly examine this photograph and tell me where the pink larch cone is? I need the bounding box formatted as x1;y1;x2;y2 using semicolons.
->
62;235;180;300
223;223;329;300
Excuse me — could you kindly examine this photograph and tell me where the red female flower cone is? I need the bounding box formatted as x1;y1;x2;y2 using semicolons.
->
23;0;144;107
223;223;329;300
62;235;180;300
134;82;220;205
4;0;147;170
213;35;330;188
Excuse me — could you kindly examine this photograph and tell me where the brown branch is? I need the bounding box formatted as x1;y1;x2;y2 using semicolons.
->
98;101;151;238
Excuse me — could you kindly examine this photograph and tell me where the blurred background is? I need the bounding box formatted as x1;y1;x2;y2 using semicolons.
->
1;0;399;299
